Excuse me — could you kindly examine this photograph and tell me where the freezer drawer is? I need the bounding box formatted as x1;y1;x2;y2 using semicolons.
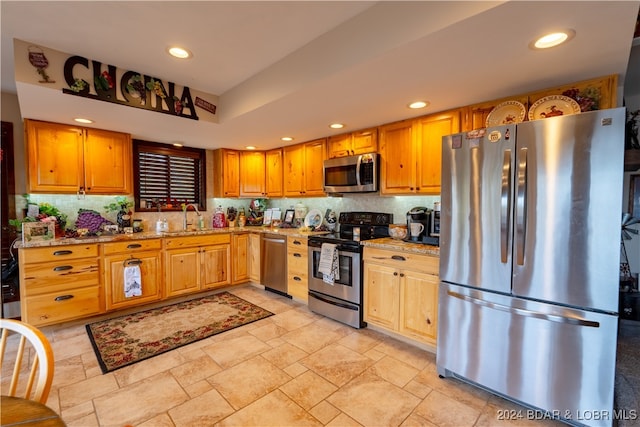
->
437;283;618;427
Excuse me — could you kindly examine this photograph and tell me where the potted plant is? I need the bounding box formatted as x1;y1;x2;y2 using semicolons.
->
9;201;68;237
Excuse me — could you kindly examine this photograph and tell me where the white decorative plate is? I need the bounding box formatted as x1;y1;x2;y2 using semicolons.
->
528;95;581;121
304;209;323;228
486;100;526;127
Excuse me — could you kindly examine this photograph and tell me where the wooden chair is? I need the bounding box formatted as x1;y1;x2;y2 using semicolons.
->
0;319;54;403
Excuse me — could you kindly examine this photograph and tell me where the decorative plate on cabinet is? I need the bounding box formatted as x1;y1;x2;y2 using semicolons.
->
527;95;581;121
486;100;526;127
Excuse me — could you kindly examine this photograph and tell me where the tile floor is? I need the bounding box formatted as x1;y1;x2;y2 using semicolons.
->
5;285;562;427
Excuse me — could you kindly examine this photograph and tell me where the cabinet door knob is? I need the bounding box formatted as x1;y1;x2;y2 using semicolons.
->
400;273;405;277
426;318;432;325
393;272;398;276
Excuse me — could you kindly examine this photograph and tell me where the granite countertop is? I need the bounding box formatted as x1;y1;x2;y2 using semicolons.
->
15;226;328;249
362;237;440;257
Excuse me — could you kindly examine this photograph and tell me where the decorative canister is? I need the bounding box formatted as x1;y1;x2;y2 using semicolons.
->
294;203;307;227
212;206;226;228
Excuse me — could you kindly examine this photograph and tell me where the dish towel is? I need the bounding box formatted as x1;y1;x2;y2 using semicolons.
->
124;264;142;298
318;243;340;285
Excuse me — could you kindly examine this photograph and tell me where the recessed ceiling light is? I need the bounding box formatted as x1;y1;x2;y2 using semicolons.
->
245;146;256;150
408;101;429;109
281;137;294;142
329;123;344;129
167;46;192;59
74;118;93;124
531;30;575;49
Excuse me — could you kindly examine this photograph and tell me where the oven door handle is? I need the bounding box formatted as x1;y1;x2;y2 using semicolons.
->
309;292;359;311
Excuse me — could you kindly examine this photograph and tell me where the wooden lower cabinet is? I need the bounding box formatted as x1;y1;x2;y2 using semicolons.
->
18;244;103;326
287;236;308;302
164;234;231;297
363;246;439;345
249;233;261;283
232;233;249;284
103;239;162;310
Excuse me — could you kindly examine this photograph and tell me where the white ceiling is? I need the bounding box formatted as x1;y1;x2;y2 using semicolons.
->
2;1;639;151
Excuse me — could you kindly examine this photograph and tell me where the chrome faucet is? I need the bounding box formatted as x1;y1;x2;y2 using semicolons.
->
183;203;202;230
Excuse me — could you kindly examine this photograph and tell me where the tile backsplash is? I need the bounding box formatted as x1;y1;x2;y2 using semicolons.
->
16;193;440;232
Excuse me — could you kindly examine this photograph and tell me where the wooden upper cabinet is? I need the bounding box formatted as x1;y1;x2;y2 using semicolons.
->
283;139;325;197
25;119;131;194
327;128;377;158
379;110;460;195
415;109;461;194
239;151;266;197
283;144;305;196
83;128;132;194
303;139;326;196
213;149;240;198
379;120;415;194
265;149;283;197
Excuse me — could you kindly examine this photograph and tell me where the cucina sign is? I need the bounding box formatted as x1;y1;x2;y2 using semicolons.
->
13;38;219;123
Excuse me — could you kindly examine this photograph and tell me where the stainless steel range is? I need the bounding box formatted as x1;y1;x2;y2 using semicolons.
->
307;211;392;328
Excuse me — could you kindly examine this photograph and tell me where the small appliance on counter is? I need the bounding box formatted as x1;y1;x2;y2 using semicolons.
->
406;206;439;246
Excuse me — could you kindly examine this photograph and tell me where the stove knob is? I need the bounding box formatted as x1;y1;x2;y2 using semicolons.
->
376;214;387;225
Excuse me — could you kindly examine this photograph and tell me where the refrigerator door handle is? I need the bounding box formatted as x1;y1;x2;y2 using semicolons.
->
515;148;528;265
447;290;600;328
500;149;512;263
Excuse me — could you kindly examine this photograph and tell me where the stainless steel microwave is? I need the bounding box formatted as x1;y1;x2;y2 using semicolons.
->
323;153;379;193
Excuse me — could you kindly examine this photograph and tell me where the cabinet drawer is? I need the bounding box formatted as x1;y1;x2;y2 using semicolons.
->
364;247;438;275
103;239;162;255
164;234;230;249
288;271;308;283
287;250;308;273
287;236;308;250
22;259;99;295
20;244;98;264
24;286;102;326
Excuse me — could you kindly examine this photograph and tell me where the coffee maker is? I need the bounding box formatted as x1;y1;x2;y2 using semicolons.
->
406;205;440;245
406;207;431;242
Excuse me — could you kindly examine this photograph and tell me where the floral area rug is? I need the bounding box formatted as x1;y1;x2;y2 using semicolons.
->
86;292;273;373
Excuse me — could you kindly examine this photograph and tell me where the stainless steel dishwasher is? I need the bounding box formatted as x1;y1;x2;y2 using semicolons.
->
261;233;288;296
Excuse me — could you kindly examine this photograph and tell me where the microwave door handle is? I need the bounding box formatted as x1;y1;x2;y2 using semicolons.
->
355;156;362;186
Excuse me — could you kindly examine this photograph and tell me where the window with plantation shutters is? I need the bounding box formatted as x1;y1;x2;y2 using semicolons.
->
133;140;206;211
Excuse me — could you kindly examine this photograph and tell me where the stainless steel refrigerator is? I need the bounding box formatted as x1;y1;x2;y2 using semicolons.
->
437;108;626;427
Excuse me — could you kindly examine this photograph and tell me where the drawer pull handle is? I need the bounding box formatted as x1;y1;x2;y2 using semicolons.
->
293;276;301;281
127;244;142;249
54;294;74;302
293;253;302;258
53;250;73;256
123;257;142;267
293;241;301;245
53;265;73;272
391;255;406;261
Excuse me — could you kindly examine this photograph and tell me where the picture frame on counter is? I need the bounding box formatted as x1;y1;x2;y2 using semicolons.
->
22;222;55;243
284;209;295;224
